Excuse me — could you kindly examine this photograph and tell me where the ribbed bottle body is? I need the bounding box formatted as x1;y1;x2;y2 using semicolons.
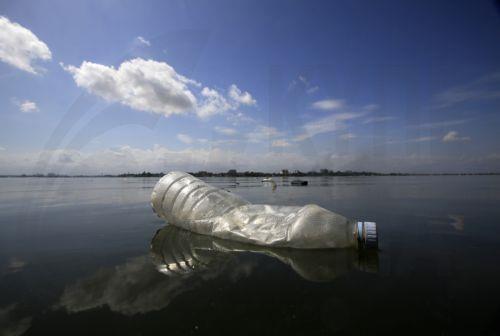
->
151;172;365;249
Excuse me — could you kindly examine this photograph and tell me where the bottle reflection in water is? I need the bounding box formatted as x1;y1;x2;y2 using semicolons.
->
151;225;379;282
56;225;379;318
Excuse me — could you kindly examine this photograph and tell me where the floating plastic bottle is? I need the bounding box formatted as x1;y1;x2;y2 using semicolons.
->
151;171;378;249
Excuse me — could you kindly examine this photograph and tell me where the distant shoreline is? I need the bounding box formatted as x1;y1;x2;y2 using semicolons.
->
1;171;499;178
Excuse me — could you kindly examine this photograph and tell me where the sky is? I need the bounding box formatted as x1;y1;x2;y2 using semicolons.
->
1;0;500;174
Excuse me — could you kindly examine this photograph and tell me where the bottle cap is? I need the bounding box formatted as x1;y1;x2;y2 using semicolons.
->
357;221;378;249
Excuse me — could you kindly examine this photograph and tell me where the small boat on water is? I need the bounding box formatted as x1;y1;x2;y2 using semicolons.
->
262;177;274;183
291;179;308;186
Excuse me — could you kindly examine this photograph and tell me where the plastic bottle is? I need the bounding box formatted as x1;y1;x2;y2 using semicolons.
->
151;171;378;249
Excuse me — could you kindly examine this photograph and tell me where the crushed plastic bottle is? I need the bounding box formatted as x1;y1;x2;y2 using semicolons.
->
151;171;378;249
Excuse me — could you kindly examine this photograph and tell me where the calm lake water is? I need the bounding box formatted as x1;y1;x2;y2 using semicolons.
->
1;176;500;335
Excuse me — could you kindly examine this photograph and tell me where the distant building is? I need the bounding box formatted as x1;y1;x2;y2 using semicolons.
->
281;169;289;176
227;169;237;176
320;169;329;175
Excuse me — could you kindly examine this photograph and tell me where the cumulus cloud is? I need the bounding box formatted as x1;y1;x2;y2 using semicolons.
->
0;16;52;74
442;131;470;142
135;36;150;46
214;126;237;136
295;112;365;141
177;133;194;144
197;85;256;118
228;84;256;106
271;139;291;147
17;100;39;113
197;87;232;118
62;58;198;117
311;99;344;111
63;58;258;120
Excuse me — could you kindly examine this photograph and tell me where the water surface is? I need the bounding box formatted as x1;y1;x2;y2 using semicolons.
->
1;176;500;335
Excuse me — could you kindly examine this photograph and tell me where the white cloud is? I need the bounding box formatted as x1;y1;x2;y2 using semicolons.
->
384;136;437;145
63;58;198;117
288;75;319;94
0;146;5;151
0;16;52;74
226;111;256;126
271;139;291;147
135;36;150;46
412;136;437;143
228;84;256;106
197;87;232;118
442;131;470;142
214;126;237;136
306;86;319;94
363;116;395;124
63;58;258;121
177;134;223;145
17;100;39;113
246;125;283;143
0;145;313;175
363;104;379;111
197;85;257;119
340;133;356;140
411;119;470;129
311;99;344;111
177;134;194;144
295;112;365;141
2;144;500;175
433;72;500;108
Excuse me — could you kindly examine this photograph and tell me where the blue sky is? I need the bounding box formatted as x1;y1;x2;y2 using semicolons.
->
1;0;500;174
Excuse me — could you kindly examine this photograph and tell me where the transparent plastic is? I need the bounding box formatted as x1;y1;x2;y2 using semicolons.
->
151;171;375;249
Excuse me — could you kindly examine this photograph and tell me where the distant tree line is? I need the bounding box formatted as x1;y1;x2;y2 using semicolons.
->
1;169;500;178
188;170;388;177
118;171;164;177
187;169;500;177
